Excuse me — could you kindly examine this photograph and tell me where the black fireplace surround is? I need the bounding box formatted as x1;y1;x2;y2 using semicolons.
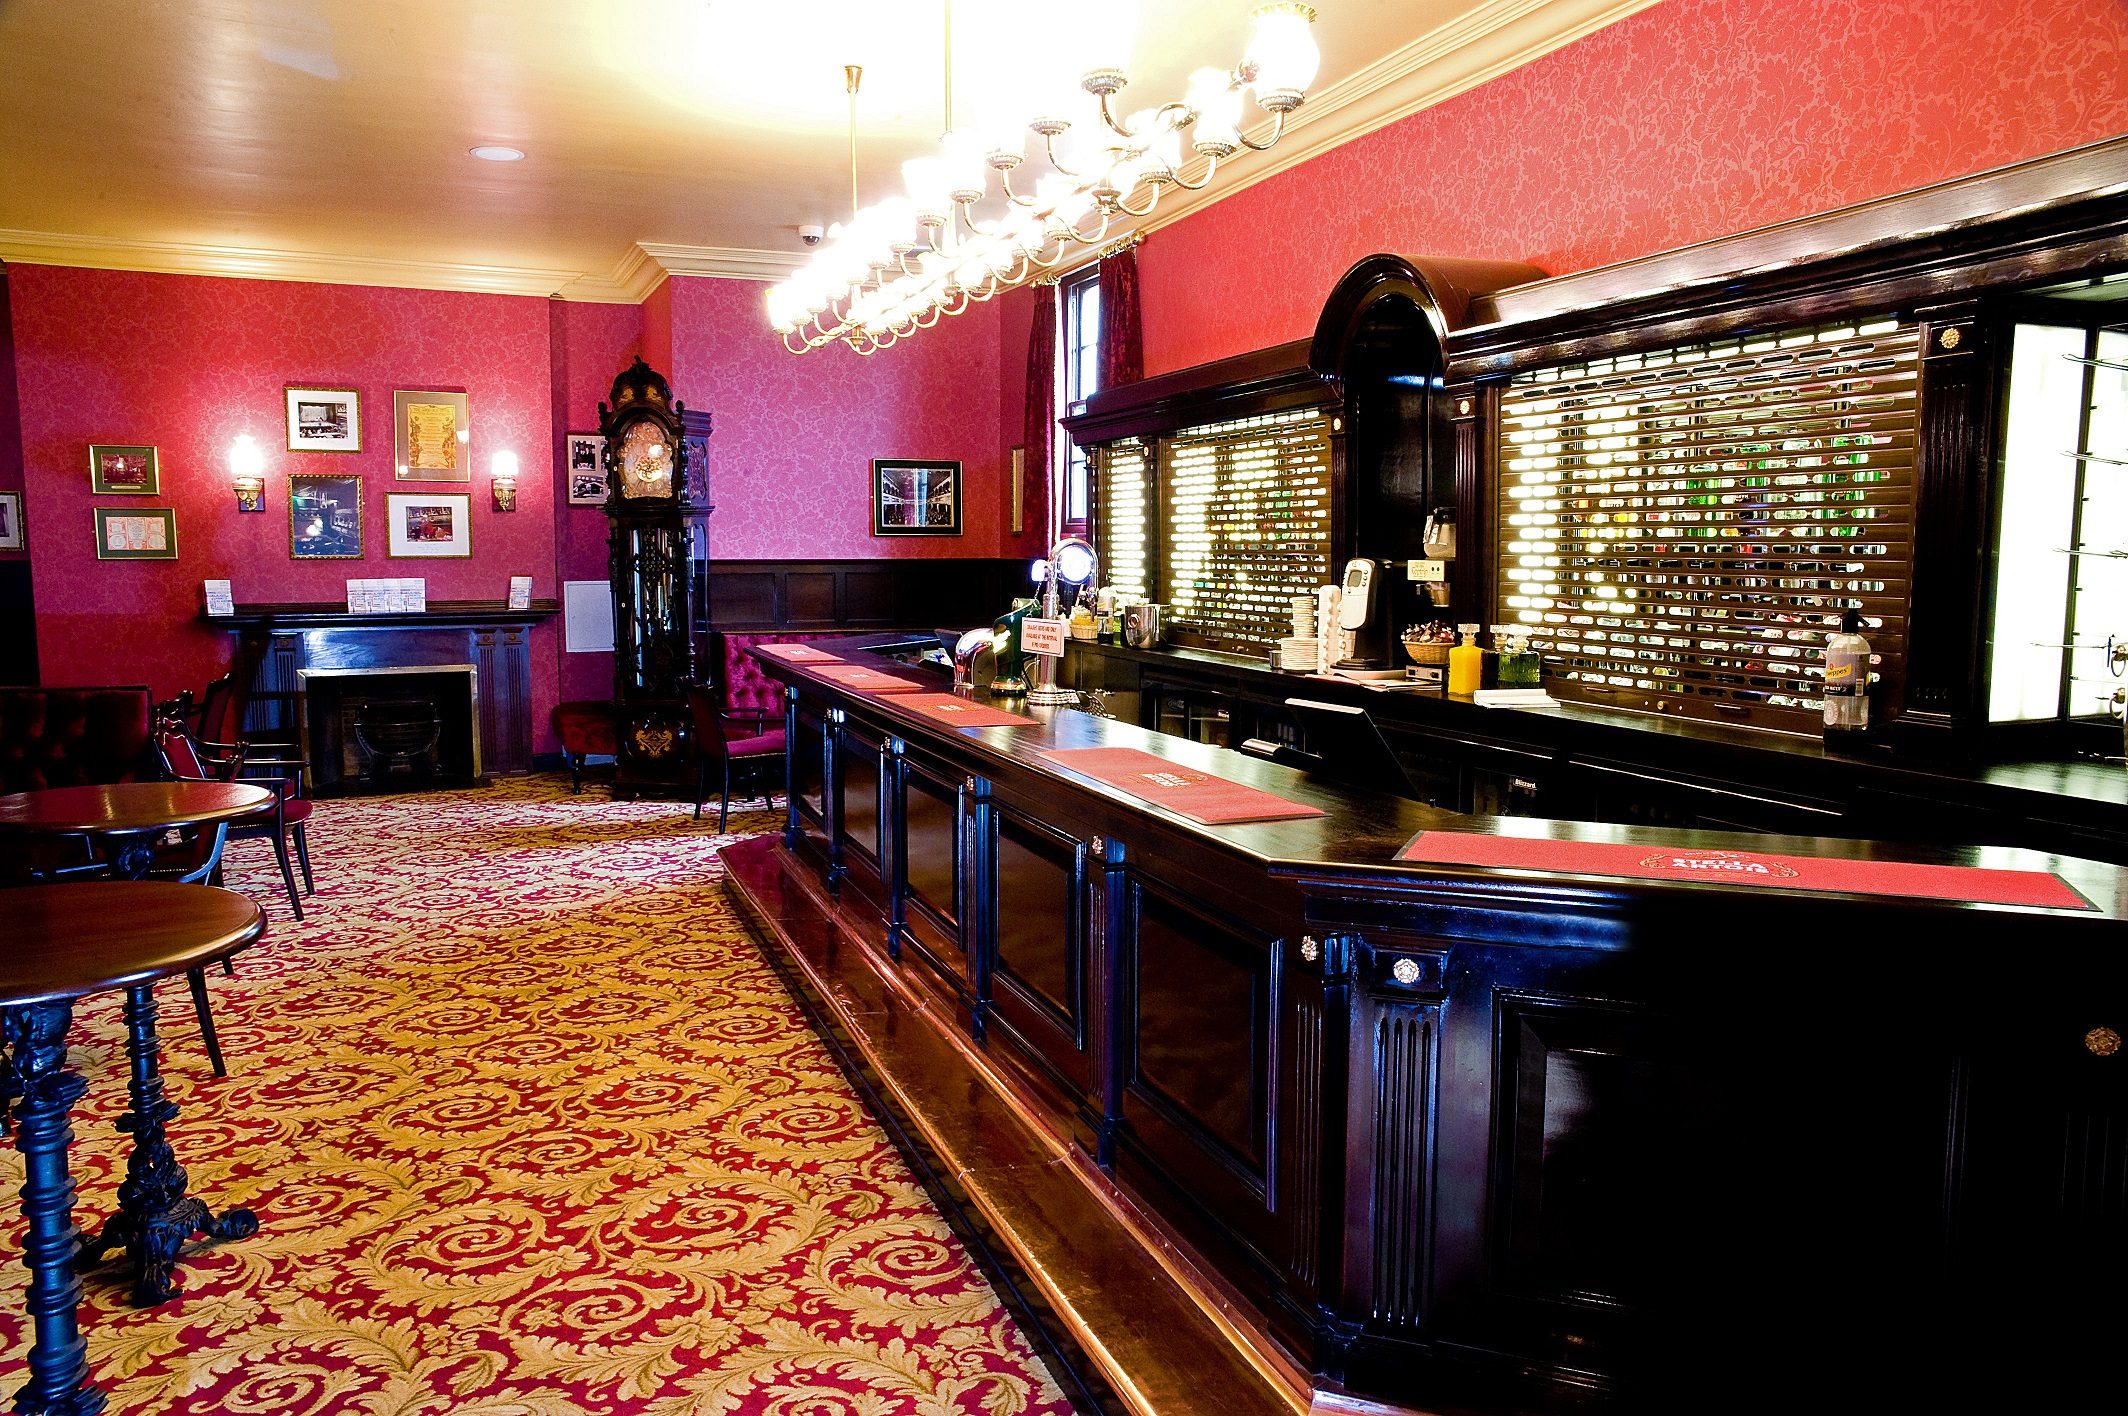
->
211;601;555;794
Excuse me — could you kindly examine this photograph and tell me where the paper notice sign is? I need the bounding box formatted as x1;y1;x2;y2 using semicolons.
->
1021;616;1068;657
507;575;532;611
405;578;427;613
347;579;373;613
204;580;234;617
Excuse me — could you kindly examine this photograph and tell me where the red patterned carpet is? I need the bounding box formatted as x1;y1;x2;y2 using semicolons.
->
0;776;1074;1416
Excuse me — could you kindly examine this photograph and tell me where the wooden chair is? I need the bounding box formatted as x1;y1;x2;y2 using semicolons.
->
686;684;784;831
155;719;315;922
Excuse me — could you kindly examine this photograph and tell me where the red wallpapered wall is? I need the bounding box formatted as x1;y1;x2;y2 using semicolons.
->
7;265;565;744
549;300;642;707
660;276;1007;561
1138;0;2128;375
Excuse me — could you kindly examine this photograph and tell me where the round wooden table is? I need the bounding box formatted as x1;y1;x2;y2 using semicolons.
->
0;782;274;880
2;883;266;1416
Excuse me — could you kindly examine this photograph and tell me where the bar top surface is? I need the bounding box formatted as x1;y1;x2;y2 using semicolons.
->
757;636;2128;926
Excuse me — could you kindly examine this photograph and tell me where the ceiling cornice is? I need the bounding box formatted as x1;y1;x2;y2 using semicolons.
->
0;0;1655;302
635;243;809;284
1141;0;1663;238
0;227;586;298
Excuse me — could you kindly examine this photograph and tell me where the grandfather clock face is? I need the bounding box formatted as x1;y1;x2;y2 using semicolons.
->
617;422;674;500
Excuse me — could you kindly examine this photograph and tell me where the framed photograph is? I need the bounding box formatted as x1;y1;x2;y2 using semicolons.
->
565;433;606;504
0;492;22;551
289;473;364;559
387;492;471;558
392;389;471;481
285;385;361;453
94;506;177;560
872;458;962;536
88;444;159;495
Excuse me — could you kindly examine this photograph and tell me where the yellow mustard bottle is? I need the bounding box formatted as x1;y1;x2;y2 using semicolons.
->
1447;623;1484;696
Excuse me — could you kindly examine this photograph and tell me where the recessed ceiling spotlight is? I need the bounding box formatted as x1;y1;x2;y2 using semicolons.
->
469;145;525;162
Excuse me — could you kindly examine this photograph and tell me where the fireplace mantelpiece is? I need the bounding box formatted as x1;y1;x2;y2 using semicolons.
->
209;600;556;779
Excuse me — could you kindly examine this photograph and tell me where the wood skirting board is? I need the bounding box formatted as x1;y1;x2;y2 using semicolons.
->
718;835;1395;1416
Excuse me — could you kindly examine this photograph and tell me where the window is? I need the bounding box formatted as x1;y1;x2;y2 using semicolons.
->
1059;265;1102;535
1494;317;1920;733
1988;320;2128;725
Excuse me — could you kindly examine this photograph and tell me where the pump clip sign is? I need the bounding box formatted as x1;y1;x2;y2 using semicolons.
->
1020;617;1069;658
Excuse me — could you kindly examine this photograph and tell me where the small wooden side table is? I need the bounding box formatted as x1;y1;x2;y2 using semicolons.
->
2;882;266;1416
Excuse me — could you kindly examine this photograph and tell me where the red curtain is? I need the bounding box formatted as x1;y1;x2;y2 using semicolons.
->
1098;243;1143;389
1023;282;1058;539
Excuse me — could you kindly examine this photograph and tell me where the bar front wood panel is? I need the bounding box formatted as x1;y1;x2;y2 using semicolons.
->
765;640;2128;1414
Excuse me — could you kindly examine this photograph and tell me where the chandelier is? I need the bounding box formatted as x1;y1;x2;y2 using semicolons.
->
767;2;1320;355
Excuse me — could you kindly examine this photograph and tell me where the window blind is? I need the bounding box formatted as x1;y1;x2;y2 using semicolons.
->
1161;409;1334;653
1496;318;1919;733
1095;436;1153;608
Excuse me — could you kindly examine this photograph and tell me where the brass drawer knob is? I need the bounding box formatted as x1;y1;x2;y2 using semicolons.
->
2087;1026;2121;1057
1300;936;1321;963
1391;958;1421;986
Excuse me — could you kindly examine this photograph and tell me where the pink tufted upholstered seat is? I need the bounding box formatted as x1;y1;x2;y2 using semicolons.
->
690;631;847;828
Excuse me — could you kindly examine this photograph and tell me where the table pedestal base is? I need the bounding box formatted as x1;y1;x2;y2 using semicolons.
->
3;1001;107;1416
76;986;256;1308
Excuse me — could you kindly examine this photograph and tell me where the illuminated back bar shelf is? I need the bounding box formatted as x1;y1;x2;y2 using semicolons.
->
1065;135;2128;860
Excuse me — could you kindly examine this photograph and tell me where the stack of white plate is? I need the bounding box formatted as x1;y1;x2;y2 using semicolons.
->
1276;636;1319;670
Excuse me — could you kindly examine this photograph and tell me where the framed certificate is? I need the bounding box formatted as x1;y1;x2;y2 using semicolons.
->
393;389;471;481
94;507;178;560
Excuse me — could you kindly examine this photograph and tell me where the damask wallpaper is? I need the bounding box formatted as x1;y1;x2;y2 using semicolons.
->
550;299;643;707
1138;0;2128;375
8;265;561;738
660;277;1006;562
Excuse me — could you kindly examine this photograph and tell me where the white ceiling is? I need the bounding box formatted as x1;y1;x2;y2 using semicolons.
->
0;0;1657;298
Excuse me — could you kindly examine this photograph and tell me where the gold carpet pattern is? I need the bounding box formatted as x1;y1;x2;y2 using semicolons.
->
0;775;1072;1416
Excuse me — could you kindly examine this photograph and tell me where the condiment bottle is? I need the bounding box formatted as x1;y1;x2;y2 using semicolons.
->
1448;624;1485;696
1823;609;1871;739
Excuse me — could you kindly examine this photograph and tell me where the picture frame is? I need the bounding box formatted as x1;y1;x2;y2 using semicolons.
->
392;389;471;481
88;444;159;496
289;472;364;559
872;458;963;536
386;492;471;558
565;433;607;505
0;492;22;551
94;506;177;560
285;385;362;453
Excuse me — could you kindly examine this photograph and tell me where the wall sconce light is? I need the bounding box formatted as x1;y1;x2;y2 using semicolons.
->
228;434;266;512
490;450;519;512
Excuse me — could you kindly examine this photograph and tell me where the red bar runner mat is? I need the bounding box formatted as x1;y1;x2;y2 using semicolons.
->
1039;747;1326;824
898;694;1036;728
1395;831;2093;911
811;664;929;694
756;643;843;663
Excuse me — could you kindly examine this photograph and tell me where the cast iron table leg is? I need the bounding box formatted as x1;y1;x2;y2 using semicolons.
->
76;986;256;1308
3;1001;107;1416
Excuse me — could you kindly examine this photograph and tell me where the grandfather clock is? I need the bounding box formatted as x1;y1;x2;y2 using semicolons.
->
599;358;710;797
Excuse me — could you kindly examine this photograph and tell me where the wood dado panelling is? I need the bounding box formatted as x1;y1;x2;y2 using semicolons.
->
709;558;1029;630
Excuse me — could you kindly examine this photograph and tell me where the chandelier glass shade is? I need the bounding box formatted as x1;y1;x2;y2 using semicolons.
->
767;3;1320;355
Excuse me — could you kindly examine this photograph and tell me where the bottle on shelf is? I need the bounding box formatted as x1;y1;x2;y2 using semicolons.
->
1823;609;1871;741
1448;624;1485;696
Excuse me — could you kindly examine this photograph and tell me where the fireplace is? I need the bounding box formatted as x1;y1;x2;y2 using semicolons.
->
298;665;479;795
218;600;555;785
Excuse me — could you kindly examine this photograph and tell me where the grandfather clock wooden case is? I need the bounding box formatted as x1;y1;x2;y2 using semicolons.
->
599;358;711;798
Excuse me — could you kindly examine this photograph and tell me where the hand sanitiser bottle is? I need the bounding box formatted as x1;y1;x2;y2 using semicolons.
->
1822;609;1871;740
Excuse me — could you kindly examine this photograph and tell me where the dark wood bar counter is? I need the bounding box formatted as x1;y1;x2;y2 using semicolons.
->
728;634;2128;1416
